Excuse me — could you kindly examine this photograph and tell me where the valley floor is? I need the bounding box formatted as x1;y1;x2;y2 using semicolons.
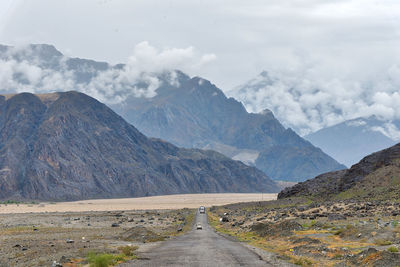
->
3;194;399;266
0;193;276;266
0;193;277;214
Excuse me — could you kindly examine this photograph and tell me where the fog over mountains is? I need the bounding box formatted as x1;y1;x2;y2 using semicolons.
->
230;70;400;138
0;43;345;182
230;70;400;167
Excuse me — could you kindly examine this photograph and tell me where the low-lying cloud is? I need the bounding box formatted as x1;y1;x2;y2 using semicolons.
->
0;41;216;104
229;62;400;138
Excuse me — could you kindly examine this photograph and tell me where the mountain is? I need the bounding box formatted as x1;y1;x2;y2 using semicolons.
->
231;70;400;168
0;43;345;182
0;91;279;201
114;72;346;182
278;142;400;201
0;43;110;83
304;117;398;167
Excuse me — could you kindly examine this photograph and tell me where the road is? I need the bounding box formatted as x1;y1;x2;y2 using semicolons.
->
121;210;294;267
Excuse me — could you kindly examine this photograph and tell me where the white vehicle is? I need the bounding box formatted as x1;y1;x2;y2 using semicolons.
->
196;223;202;230
199;206;206;214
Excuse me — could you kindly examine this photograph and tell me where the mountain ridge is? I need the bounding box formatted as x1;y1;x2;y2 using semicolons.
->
0;91;279;201
115;71;346;182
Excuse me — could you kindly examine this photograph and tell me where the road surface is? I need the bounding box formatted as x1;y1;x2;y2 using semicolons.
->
121;210;294;266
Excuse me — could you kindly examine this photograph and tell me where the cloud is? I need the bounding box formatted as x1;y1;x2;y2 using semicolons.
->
0;42;216;104
1;0;400;135
229;61;400;136
3;0;398;90
346;120;367;127
127;41;215;74
371;122;400;140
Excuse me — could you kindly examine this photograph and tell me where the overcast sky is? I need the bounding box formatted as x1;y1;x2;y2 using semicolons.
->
1;0;399;90
1;0;400;134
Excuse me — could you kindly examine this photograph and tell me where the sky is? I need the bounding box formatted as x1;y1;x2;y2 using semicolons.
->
1;0;400;134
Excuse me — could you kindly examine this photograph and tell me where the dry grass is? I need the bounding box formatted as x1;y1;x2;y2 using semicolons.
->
362;252;382;265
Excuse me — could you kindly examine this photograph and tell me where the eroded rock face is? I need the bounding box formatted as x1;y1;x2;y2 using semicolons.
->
0;91;278;201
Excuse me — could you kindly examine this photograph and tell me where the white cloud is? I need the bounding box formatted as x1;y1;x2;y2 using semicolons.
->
127;41;215;74
371;122;400;140
229;62;400;136
3;0;399;90
346;120;367;127
1;0;400;136
0;42;216;104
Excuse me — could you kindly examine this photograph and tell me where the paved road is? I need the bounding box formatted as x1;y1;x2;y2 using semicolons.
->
121;210;294;267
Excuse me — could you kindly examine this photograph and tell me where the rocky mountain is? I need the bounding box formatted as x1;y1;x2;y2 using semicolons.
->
0;91;279;201
305;117;398;167
278;142;400;201
0;43;345;182
114;72;346;182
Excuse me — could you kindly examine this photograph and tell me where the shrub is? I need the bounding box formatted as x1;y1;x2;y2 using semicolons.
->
375;239;392;246
87;252;116;267
332;253;343;259
388;246;399;253
118;245;138;257
334;224;357;237
292;256;313;266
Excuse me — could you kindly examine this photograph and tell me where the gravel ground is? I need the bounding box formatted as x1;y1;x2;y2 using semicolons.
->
0;209;194;266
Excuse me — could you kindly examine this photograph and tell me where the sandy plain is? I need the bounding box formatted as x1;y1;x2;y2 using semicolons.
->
0;193;277;214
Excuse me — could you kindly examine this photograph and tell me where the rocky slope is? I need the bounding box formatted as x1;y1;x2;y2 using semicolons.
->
115;72;346;182
278;142;400;200
0;91;278;201
0;44;346;182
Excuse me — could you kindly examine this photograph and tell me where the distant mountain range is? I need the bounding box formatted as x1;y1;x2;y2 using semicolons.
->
0;43;346;182
278;141;400;201
304;117;398;167
0;92;278;201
